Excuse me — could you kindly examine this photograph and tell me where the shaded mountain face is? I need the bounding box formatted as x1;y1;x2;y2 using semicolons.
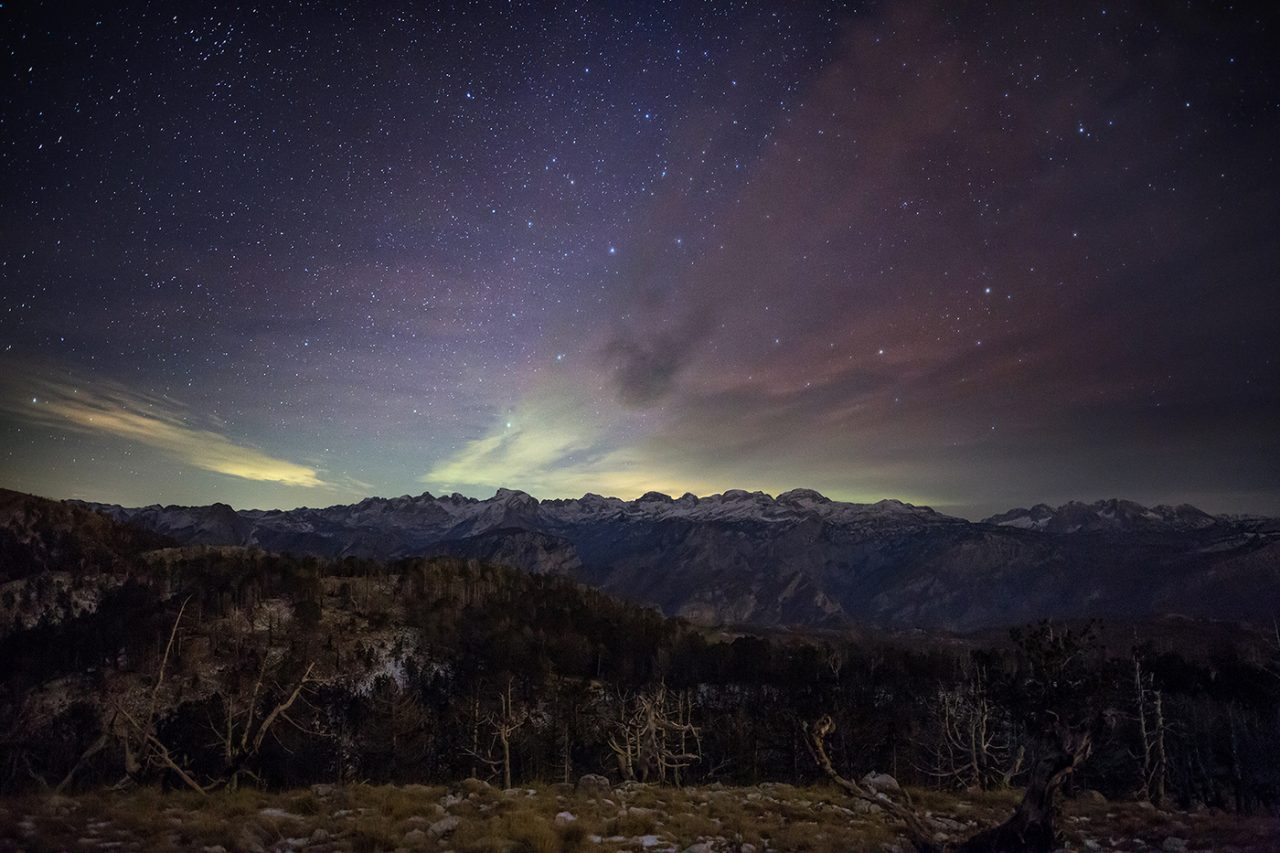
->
67;489;1280;631
983;499;1219;533
0;488;172;582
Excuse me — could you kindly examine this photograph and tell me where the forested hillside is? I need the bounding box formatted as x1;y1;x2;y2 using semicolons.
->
3;488;1278;834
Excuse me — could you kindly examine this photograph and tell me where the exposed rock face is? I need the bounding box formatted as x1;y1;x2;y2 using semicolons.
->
56;488;1280;631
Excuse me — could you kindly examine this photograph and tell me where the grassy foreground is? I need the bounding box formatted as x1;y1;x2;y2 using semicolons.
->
0;781;1275;852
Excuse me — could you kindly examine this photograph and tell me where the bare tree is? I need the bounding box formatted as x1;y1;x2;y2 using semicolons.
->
809;715;942;852
919;665;1022;791
606;683;701;785
1132;651;1168;806
811;713;1096;853
810;623;1108;853
464;677;528;789
208;657;323;790
113;597;207;793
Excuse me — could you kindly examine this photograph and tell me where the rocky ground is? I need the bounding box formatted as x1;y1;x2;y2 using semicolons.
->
0;778;1275;852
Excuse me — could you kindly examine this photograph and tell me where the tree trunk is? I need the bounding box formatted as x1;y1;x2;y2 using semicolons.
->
959;727;1092;852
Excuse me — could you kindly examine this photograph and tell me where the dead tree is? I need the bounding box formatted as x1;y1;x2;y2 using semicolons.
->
809;715;942;852
606;683;701;785
960;720;1096;852
919;666;1022;791
1132;652;1168;806
811;623;1107;853
811;713;1097;853
113;597;207;793
209;658;322;790
464;678;528;788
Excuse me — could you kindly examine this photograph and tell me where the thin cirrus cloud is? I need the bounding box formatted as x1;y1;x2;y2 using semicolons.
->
12;374;329;488
421;383;724;499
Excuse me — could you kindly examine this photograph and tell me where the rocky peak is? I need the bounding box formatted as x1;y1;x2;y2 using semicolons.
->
776;488;830;505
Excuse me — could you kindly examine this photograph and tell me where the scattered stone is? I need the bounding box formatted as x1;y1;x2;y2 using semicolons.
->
441;793;464;808
429;815;460;837
849;797;881;815
258;807;301;821
555;811;577;826
1077;788;1107;804
309;828;330;843
202;846;227;853
311;783;336;797
404;828;427;844
235;824;268;853
1162;838;1188;852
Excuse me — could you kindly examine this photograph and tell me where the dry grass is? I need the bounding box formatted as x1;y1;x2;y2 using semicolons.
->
0;782;1275;852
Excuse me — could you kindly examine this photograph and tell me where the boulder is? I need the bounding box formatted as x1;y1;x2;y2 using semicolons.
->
861;771;902;793
577;773;612;797
460;777;491;794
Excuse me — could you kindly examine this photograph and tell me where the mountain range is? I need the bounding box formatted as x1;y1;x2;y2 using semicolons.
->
42;488;1276;632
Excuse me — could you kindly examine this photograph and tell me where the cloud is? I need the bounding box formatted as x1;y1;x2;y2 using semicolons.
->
421;383;730;498
10;373;330;488
604;317;711;407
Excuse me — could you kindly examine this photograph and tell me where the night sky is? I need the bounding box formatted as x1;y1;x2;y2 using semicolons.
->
2;2;1278;517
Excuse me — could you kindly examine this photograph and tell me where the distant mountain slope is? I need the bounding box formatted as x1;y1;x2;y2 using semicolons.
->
62;488;1280;630
0;488;171;582
983;498;1220;533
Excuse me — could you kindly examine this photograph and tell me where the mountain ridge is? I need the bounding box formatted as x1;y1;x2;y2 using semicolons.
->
31;487;1280;630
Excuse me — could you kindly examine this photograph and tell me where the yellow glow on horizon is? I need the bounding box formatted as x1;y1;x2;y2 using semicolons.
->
18;377;329;488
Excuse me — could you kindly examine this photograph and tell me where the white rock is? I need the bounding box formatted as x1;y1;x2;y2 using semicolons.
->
861;771;902;793
257;807;301;820
429;815;460;837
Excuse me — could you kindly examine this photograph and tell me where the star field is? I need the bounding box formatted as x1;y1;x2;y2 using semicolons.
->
2;2;1278;516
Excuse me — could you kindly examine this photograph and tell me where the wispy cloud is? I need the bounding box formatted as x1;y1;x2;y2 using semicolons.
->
421;384;723;498
10;373;330;488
